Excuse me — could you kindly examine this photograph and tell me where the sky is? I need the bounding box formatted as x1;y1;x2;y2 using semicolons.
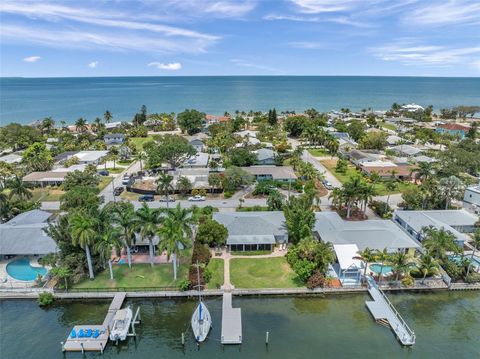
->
1;0;480;77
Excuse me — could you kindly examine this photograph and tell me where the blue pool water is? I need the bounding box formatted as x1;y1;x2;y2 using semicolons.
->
369;264;393;275
449;255;480;267
6;258;47;281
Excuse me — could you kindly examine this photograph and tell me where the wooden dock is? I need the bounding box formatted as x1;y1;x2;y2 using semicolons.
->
221;293;242;344
365;277;415;346
62;292;127;352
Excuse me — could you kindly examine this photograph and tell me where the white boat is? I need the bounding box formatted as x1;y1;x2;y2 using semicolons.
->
190;262;212;342
191;301;212;342
109;307;133;341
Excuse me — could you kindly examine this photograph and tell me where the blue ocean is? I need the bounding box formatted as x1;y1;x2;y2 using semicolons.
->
1;76;479;125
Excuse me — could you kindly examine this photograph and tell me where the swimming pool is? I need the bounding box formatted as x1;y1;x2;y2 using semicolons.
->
449;255;480;267
369;264;393;275
6;258;47;281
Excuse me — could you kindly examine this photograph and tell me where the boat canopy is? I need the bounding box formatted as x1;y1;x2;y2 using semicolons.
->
114;309;128;321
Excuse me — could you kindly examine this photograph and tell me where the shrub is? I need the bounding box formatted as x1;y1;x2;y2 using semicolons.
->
223;191;233;198
465;272;480;284
369;200;392;219
38;253;56;267
196;219;228;247
179;279;191;291
401;275;414;287
188;265;207;288
38;292;54;307
293;259;316;282
203;266;212;283
306;270;326;289
191;241;211;266
442;259;463;281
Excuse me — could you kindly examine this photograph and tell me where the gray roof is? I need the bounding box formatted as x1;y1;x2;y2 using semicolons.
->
256;148;275;161
213;212;286;245
0;210;57;255
0;153;23;164
5;209;52;225
104;133;125;139
389;145;422;156
395;210;478;230
313;212;420;251
242;166;297;180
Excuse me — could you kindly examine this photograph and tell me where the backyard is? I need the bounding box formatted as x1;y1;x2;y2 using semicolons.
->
130;136;154;152
73;263;189;289
308;148;331;157
230;257;303;288
320;158;414;195
206;259;224;289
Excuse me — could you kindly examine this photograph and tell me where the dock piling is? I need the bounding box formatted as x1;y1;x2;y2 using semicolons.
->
265;331;269;345
182;332;185;346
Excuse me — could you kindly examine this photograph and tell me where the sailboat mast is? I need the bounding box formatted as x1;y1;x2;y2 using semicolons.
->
196;260;201;302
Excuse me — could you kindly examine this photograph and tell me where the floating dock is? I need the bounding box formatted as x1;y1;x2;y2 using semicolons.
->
365;277;415;346
221;293;242;344
62;292;127;352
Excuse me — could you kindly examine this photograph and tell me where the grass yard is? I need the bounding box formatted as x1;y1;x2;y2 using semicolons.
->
30;187;64;201
230;257;303;289
231;250;272;256
236;206;270;212
308;148;330;157
98;176;113;190
105;167;125;174
117;159;134;165
320;158;414;195
130;136;154;152
206;259;224;289
381;123;397;131
74;263;189;289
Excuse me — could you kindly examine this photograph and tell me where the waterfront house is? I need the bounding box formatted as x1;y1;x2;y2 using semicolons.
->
393;209;478;246
242;165;297;182
0;210;57;258
313;212;420;254
213;212;287;252
104;133;125;146
333;244;363;285
435;123;470;139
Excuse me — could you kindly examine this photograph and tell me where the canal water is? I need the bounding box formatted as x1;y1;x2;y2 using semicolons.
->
1;292;479;358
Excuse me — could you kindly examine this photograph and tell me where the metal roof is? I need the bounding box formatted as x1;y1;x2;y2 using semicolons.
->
313;212;420;251
5;209;52;225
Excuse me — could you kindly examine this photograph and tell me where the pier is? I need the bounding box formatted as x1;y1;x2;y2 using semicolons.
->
62;292;128;352
221;293;242;344
365;276;415;346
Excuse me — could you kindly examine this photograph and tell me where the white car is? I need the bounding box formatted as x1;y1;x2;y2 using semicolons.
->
188;195;206;202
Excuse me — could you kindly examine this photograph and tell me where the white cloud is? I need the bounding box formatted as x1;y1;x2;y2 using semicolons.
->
148;62;182;70
88;61;98;68
408;1;480;26
230;59;280;73
291;0;357;14
288;41;324;49
370;39;480;67
23;56;41;62
2;25;214;54
204;1;256;17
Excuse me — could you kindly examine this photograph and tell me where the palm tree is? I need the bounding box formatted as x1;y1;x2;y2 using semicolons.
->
368;172;381;190
466;230;480;278
69;212;98;279
50;266;71;290
7;176;32;200
176;176;192;197
422;226;461;260
328;187;343;209
375;248;390;284
95;227;121;280
439;175;464;209
267;190;284;210
355;247;376;279
111;202;138;268
157;216;189;280
41;117;55;135
75;118;88;133
414;161;436;182
343;175;364;219
208;173;222;194
360;184;375;217
163;204;194;239
418;254;439;284
136;204;160;267
135;151;147;172
390;251;413;281
156;172;174;208
104;110;112;123
384;180;398;212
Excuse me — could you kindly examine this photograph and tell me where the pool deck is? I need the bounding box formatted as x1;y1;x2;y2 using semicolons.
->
0;257;50;289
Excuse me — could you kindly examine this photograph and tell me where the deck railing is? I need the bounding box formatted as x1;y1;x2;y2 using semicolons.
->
61;286;179;293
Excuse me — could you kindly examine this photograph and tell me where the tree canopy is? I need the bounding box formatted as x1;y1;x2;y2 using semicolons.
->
145;134;196;169
177;109;205;135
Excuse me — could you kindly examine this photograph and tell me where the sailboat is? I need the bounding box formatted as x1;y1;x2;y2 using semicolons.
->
191;262;212;342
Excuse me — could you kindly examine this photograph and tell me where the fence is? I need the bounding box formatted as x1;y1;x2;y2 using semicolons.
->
62;286;180;293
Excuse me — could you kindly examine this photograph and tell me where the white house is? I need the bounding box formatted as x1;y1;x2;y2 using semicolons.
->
463;182;480;213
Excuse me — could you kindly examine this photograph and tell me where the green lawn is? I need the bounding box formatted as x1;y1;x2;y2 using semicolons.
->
230;257;303;288
117;159;134;165
73;263;188;289
308;148;330;157
98;176;113;190
236;206;270;212
30;188;64;201
206;259;224;289
381;123;397;131
105;167;125;174
374;181;415;196
130;136;154;152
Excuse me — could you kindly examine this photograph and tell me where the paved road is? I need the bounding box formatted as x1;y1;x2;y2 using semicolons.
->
301;150;342;188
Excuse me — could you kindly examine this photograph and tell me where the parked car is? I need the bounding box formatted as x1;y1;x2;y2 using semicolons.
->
159;197;176;203
188;195;206;202
139;194;154;202
98;170;109;176
322;180;334;190
113;187;124;196
122;175;131;185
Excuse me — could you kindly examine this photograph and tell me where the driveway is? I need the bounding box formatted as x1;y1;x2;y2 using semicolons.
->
301;150;342;188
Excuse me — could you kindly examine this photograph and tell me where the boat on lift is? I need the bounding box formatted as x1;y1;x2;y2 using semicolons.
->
109;307;133;342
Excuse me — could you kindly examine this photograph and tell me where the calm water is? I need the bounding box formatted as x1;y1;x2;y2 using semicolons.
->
1;292;479;358
1;76;480;124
